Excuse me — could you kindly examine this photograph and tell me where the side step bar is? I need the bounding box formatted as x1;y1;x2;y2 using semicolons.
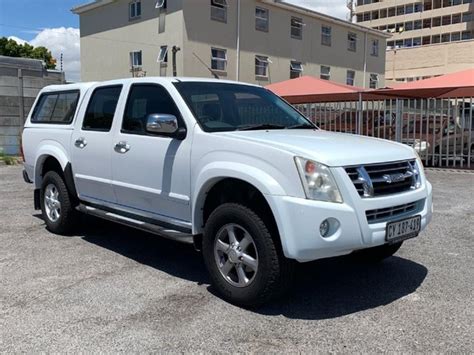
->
76;204;194;244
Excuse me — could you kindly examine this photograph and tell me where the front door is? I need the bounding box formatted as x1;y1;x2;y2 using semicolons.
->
71;85;123;206
111;83;192;230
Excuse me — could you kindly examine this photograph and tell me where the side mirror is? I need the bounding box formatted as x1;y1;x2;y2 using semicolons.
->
145;113;186;140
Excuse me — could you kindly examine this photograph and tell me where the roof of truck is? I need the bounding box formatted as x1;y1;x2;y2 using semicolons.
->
41;77;260;92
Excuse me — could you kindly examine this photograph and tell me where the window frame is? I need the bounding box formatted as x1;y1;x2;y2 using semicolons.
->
211;47;228;72
31;90;80;125
82;85;123;132
371;39;379;56
255;55;270;77
129;0;141;20
348;32;357;52
346;70;356;86
157;45;168;64
290;60;303;79
255;6;269;32
211;0;227;23
320;65;331;81
130;50;143;68
291;17;303;40
121;83;186;137
321;25;332;46
369;73;379;89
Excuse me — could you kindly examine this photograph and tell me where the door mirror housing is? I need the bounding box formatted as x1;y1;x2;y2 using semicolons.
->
145;113;186;139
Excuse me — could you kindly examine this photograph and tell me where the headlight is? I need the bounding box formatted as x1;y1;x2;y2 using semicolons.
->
294;157;343;203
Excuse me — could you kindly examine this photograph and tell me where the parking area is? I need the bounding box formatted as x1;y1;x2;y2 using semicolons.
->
0;164;473;352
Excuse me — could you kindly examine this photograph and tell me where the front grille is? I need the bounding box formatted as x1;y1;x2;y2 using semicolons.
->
345;160;419;198
366;199;423;223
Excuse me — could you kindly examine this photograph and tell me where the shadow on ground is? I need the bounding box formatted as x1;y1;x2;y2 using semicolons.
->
66;215;428;320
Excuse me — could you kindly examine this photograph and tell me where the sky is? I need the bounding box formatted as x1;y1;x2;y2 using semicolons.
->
0;0;348;82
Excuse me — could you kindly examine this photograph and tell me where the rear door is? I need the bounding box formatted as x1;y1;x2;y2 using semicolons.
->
110;83;192;230
71;85;123;206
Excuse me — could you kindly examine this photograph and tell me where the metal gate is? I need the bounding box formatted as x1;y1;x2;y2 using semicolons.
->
296;96;474;169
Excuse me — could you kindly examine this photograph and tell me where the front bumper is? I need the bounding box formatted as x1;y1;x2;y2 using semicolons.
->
268;177;433;263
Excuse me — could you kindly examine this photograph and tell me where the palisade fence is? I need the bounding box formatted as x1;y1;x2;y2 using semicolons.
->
295;96;474;169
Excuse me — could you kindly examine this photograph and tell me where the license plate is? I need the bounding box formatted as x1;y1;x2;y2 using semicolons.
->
386;215;421;243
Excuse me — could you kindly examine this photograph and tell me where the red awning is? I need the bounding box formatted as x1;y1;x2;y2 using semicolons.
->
374;69;474;98
266;76;365;103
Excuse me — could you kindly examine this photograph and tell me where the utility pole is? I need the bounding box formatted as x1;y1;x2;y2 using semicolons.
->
347;0;355;22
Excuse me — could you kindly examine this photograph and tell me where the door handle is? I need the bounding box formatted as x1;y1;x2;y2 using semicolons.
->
74;137;87;149
114;141;131;154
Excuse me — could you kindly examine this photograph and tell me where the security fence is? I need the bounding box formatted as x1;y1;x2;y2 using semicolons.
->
296;96;474;169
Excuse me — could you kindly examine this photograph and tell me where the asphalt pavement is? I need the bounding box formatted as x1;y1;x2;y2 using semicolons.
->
0;165;472;352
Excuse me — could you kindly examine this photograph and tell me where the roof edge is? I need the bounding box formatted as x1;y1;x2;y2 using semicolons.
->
71;0;114;14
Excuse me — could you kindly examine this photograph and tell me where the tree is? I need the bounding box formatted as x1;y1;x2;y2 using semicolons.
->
0;37;56;69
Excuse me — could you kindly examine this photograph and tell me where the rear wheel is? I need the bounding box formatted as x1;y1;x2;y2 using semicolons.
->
202;203;293;307
40;171;78;235
352;242;403;263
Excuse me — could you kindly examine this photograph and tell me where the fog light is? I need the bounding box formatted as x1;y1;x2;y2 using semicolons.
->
320;219;330;238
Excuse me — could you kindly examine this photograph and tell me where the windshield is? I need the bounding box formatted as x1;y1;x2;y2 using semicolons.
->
174;82;315;132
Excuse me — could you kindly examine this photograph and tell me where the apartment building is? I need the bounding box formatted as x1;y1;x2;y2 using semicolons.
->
72;0;389;88
355;0;474;85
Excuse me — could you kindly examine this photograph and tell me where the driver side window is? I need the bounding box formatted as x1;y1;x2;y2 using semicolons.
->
122;84;182;134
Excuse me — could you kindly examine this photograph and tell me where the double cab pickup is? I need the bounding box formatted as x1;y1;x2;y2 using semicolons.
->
22;77;433;306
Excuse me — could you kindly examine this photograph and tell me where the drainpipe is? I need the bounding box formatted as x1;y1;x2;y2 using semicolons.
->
363;31;368;89
236;0;241;81
172;46;181;76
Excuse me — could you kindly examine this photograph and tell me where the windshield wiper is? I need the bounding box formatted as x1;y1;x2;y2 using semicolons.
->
237;124;286;131
287;124;316;129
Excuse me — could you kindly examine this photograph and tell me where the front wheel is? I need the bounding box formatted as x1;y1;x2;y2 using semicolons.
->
352;242;403;263
202;203;293;307
40;171;78;235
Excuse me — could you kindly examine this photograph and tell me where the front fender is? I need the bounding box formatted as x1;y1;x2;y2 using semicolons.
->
33;140;70;188
191;162;286;234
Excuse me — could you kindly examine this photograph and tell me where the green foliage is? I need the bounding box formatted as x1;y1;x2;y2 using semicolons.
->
0;37;56;69
0;149;18;165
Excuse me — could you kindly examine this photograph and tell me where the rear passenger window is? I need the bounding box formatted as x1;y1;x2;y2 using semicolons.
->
82;85;122;131
31;91;80;124
122;84;182;134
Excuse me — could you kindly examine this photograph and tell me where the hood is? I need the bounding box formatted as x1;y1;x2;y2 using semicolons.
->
219;130;416;167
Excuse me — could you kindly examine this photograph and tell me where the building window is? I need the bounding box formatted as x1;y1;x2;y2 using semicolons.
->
129;1;141;19
255;55;270;77
406;4;414;13
432;17;441;27
432;35;441;44
255;7;269;32
321;25;332;46
413;37;422;46
211;0;227;23
211;48;227;71
291;17;303;39
320;66;331;80
348;32;357;51
369;74;378;89
157;46;168;64
130;50;142;67
462;12;472;22
346;70;355;86
414;20;422;30
451;32;461;42
461;31;472;40
404;38;413;47
290;61;303;79
371;39;379;56
441;33;450;42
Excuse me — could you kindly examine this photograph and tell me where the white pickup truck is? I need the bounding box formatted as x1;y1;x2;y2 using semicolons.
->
22;77;433;306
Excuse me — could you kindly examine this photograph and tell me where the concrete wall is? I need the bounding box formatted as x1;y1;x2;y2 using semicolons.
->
79;0;184;81
182;0;386;87
0;57;65;155
385;39;474;84
77;0;387;88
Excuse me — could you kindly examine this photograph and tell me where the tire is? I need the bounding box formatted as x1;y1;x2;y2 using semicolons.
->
202;203;294;307
352;241;403;263
40;170;78;235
